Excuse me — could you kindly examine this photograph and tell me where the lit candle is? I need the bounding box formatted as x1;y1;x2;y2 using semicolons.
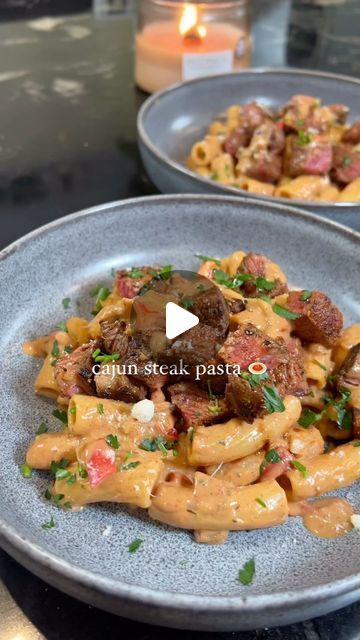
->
135;2;251;94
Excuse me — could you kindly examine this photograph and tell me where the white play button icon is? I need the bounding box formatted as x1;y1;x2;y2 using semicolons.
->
165;302;199;340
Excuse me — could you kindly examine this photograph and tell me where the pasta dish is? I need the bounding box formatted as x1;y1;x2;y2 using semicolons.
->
22;251;360;546
187;95;360;203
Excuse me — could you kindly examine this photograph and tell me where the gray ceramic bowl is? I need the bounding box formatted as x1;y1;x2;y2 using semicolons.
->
0;195;359;631
138;68;360;231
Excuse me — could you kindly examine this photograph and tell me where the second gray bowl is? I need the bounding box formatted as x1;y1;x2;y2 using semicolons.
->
138;68;360;230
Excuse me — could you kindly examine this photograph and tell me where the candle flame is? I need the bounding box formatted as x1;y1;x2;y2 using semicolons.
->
179;4;207;41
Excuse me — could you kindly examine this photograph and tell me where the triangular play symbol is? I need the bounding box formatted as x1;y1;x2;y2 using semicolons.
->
165;302;199;340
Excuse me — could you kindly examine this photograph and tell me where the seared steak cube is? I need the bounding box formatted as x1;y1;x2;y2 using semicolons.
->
342;121;360;145
55;341;99;398
237;252;288;298
332;144;360;184
285;290;343;347
95;363;146;402
168;382;230;428
115;266;157;299
219;323;288;371
285;135;332;177
100;319;129;356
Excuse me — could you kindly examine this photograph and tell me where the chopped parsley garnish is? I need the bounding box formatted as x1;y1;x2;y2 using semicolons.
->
298;408;322;428
41;517;56;530
208;399;221;415
353;442;360;447
20;463;32;478
237;558;255;586
52;407;68;425
297;131;312;146
62;297;71;309
342;156;351;167
51;340;60;358
97;403;105;415
300;290;312;301
259;294;272;304
213;269;273;294
50;459;74;484
44;490;65;505
181;298;193;310
262;385;285;414
323;387;352;430
77;463;88;478
210;171;219;181
157;265;172;281
314;359;327;372
259;448;281;475
36;422;48;435
52;408;68;425
195;254;221;266
255;277;276;292
121;461;141;471
92;349;120;363
129;268;143;279
64;345;73;354
255;498;267;509
139;436;176;455
69;406;76;415
64;501;73;510
188;427;195;443
291;460;308;478
105;434;120;449
91;286;111;315
56;322;68;333
128;538;143;553
299;387;353;430
272;304;302;320
240;370;269;387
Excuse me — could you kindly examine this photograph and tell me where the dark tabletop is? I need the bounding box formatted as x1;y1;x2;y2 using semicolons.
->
0;1;360;638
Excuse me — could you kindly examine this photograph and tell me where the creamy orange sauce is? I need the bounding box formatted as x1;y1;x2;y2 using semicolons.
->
302;497;354;538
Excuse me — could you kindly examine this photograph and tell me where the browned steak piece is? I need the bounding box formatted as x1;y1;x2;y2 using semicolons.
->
168;324;223;367
221;325;307;422
54;341;99;398
219;323;288;371
95;362;147;402
284;337;308;397
225;373;265;423
190;286;229;337
226;298;246;314
168;382;230;428
100;319;129;356
342;120;360;145
285;290;343;347
115;266;157;299
281;95;320;131
238;252;288;298
332;144;360;184
223;127;252;157
121;337;169;391
285;135;333;177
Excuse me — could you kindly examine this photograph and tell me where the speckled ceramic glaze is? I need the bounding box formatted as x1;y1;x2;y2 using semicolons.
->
0;195;359;631
138;69;360;230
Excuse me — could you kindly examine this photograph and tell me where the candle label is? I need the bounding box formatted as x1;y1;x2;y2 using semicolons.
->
182;50;233;81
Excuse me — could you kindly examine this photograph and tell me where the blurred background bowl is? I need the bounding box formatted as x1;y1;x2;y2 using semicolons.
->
138;68;360;229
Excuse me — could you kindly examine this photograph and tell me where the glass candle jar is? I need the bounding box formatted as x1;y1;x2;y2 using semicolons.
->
135;0;251;93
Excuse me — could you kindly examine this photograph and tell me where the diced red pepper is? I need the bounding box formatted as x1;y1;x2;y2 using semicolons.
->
85;440;116;487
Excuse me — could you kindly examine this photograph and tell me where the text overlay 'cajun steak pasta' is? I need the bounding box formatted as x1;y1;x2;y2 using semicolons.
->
187;95;360;203
23;252;360;545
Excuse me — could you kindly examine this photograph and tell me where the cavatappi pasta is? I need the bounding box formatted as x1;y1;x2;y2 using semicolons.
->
187;95;360;203
22;250;360;544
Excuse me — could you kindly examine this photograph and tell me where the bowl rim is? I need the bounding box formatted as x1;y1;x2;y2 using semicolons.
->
1;193;360;613
137;67;360;209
